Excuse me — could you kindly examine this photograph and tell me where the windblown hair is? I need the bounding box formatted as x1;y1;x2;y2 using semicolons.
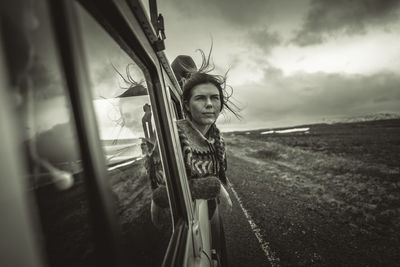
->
174;48;241;119
112;63;145;94
107;63;147;144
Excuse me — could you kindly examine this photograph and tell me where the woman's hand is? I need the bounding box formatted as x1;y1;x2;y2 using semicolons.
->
219;184;233;213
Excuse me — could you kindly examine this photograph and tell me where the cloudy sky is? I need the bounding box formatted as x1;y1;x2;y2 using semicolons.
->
158;0;400;131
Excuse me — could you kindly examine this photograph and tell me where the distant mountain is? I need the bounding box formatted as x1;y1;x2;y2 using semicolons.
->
322;112;400;124
227;112;400;134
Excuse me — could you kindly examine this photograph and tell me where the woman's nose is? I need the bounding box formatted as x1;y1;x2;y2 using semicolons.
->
205;97;213;107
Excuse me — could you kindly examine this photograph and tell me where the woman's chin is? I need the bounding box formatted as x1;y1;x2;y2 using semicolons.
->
191;117;217;129
202;118;216;125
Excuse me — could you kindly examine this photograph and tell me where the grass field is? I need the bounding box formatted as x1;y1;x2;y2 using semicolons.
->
224;119;400;266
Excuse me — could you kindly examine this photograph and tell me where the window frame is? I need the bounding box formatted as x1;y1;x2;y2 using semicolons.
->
50;0;196;266
47;1;126;266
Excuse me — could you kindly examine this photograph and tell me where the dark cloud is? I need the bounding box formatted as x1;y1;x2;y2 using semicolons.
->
247;28;282;54
292;0;400;46
29;57;65;100
297;72;400;115
236;68;400;126
166;0;271;27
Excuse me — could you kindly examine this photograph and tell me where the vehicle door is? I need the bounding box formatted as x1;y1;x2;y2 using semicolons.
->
0;0;205;266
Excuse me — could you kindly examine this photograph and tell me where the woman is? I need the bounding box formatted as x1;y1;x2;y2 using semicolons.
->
151;50;238;225
175;53;235;210
150;51;237;266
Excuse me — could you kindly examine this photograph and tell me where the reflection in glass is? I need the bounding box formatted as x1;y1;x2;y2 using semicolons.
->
76;2;172;266
5;1;96;267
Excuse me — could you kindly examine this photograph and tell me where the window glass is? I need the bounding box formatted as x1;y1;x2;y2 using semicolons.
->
76;3;173;266
5;1;96;267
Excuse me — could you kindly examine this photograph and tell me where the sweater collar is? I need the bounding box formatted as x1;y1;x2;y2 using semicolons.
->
176;119;215;152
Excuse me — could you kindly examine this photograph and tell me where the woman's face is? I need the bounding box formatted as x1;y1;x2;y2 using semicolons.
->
186;83;221;129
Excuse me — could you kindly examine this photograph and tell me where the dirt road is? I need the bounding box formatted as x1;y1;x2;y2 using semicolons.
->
221;128;400;267
221;184;274;267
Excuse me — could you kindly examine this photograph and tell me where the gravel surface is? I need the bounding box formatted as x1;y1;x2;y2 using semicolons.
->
222;120;400;267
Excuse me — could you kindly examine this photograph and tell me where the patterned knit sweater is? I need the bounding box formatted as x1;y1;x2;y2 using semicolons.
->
148;119;227;191
176;119;227;185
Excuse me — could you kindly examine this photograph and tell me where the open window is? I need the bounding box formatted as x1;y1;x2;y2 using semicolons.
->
75;2;174;266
